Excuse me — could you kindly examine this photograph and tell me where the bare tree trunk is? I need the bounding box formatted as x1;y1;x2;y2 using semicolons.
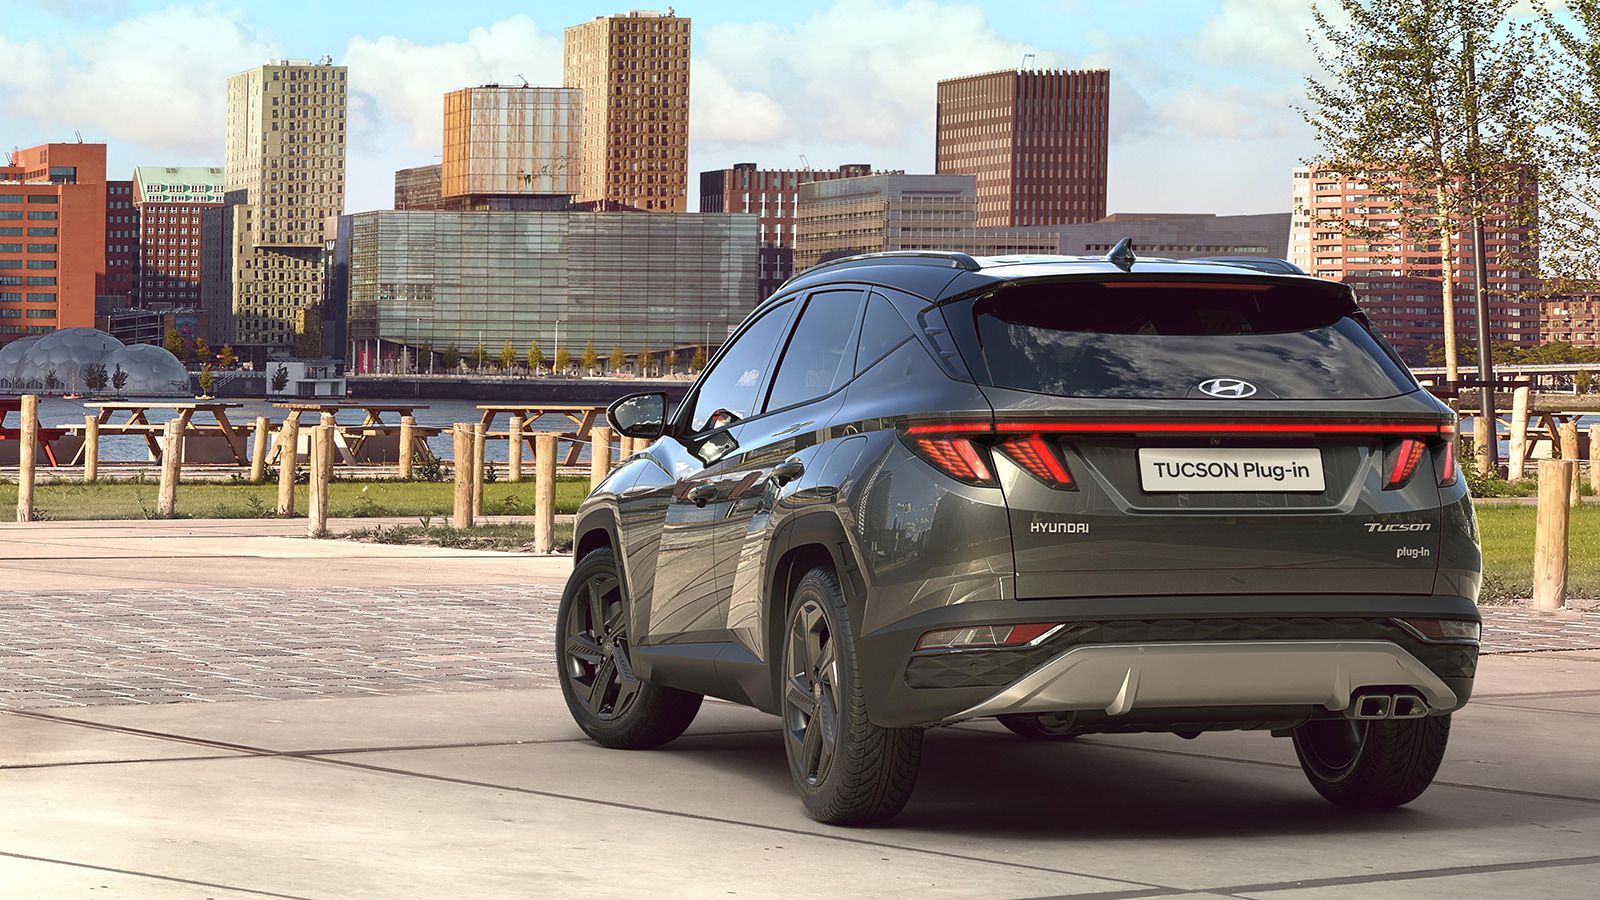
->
1437;188;1459;384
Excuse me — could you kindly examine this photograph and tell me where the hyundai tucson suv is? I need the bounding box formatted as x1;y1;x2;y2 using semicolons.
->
558;245;1481;826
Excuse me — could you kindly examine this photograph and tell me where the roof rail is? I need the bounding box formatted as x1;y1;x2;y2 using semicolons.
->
780;250;981;290
1187;256;1306;275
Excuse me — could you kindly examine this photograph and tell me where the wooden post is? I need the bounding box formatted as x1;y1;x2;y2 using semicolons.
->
1507;386;1530;481
15;394;37;522
590;425;613;488
398;415;416;480
507;415;524;483
1533;459;1575;611
157;418;181;519
472;422;487;516
452;424;473;529
82;414;99;484
1590;424;1600;499
1472;414;1492;479
307;424;331;537
276;417;299;517
535;432;558;553
1560;422;1581;507
249;416;269;484
619;435;635;459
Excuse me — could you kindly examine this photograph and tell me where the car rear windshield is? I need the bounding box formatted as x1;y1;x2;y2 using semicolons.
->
957;279;1417;400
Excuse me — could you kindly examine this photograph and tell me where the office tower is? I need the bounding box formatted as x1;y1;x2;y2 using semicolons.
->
0;143;106;343
442;85;581;200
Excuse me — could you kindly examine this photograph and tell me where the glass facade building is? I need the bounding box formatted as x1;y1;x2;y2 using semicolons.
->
442;86;581;199
336;209;759;370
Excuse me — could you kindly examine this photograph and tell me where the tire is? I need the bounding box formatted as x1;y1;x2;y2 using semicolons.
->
997;712;1079;740
1292;714;1451;809
780;565;923;826
557;547;702;750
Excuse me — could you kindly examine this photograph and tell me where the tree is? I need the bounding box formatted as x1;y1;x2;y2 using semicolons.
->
194;338;212;364
111;364;128;394
45;370;60;391
443;344;461;370
218;343;238;369
270;365;289;393
197;362;214;396
554;347;572;375
580;340;598;375
610;343;627;373
1539;2;1600;287
499;339;516;371
690;345;708;372
637;341;652;377
163;327;188;362
1578;368;1595;394
83;363;107;394
472;343;489;370
1302;0;1547;383
527;340;544;374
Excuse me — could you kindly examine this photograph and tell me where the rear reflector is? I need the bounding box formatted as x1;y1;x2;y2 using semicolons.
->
1400;618;1480;642
1386;439;1428;489
915;622;1061;651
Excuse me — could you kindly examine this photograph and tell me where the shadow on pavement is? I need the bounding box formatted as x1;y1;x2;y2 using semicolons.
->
651;723;1571;839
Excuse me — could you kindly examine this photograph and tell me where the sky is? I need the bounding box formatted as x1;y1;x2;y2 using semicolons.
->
0;0;1330;217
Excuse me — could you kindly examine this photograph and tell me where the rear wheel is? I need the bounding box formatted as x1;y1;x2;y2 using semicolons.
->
997;712;1079;740
1292;715;1450;809
557;547;702;749
781;565;923;825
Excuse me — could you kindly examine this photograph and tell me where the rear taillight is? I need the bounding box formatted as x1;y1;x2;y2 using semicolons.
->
915;622;1061;651
910;434;994;485
993;434;1075;489
1385;439;1428;490
1438;440;1458;487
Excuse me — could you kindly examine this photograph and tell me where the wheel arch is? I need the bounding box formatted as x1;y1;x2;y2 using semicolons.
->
573;507;618;560
760;511;867;712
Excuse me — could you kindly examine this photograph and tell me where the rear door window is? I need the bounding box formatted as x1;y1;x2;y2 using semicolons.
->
961;280;1417;399
764;289;864;412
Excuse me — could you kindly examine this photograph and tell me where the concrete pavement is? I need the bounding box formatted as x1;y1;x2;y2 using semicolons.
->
1;518;1599;897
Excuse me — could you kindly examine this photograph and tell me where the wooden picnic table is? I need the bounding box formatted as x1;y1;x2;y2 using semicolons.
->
478;404;607;466
272;402;434;465
80;400;247;464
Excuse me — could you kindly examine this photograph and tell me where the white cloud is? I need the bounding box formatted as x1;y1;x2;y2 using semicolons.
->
342;16;563;152
699;0;1059;148
1195;0;1323;69
690;60;792;145
1161;85;1301;139
0;6;276;155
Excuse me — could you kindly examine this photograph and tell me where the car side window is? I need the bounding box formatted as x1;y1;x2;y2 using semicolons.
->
764;289;864;413
687;299;795;434
855;292;915;375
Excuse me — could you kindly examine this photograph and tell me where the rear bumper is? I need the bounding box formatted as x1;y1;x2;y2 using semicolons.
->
855;593;1480;728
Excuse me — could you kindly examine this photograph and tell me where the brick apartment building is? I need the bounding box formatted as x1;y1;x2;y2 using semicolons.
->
1540;294;1600;349
0;143;106;344
103;179;137;308
700;162;881;300
133;166;224;308
936;68;1110;228
1290;165;1540;359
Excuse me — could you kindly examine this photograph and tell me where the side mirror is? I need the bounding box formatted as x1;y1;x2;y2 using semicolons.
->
607;392;667;440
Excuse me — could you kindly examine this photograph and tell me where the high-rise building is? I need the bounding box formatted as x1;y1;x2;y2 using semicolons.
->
1539;294;1600;349
219;58;348;350
1289;165;1540;358
935;68;1110;228
794;173;1058;272
442;85;581;200
394;164;441;210
332;208;758;372
0;143;106;344
132;167;224;309
103;179;138;309
700;162;880;300
564;10;690;211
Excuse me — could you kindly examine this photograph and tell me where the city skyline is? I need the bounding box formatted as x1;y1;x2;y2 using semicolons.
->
1;0;1332;218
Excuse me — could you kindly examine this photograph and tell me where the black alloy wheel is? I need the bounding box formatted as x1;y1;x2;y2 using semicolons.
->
783;596;841;787
564;566;641;721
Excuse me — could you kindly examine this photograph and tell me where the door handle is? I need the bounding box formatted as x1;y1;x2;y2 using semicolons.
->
770;458;805;485
688;483;718;507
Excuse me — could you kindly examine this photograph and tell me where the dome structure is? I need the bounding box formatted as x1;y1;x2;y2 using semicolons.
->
0;336;42;384
99;343;191;397
13;328;125;389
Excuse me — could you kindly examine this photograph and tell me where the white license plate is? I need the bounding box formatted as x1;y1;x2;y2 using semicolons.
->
1138;448;1325;493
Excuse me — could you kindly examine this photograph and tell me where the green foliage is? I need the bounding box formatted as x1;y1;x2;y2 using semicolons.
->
270;364;290;392
163;327;188;361
194;338;211;363
472;343;489;369
1577;368;1595;394
443;344;461;370
83;362;107;393
690;345;708;372
610;343;627;372
499;339;516;371
580;340;598;374
554;347;571;374
527;340;544;373
44;369;59;391
197;362;214;396
111;364;128;393
218;344;238;369
638;340;653;376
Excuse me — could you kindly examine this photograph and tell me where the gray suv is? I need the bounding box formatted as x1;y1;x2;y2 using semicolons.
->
559;247;1482;825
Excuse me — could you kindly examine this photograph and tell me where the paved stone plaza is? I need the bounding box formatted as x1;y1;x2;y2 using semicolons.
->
1;518;1598;898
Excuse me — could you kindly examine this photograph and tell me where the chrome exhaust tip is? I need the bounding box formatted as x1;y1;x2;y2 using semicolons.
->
1350;693;1392;719
1391;692;1430;719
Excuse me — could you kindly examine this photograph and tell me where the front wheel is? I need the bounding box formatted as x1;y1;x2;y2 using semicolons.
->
557;547;702;749
1292;715;1450;809
781;565;923;825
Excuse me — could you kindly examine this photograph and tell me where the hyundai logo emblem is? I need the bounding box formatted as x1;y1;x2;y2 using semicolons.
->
1198;377;1258;398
